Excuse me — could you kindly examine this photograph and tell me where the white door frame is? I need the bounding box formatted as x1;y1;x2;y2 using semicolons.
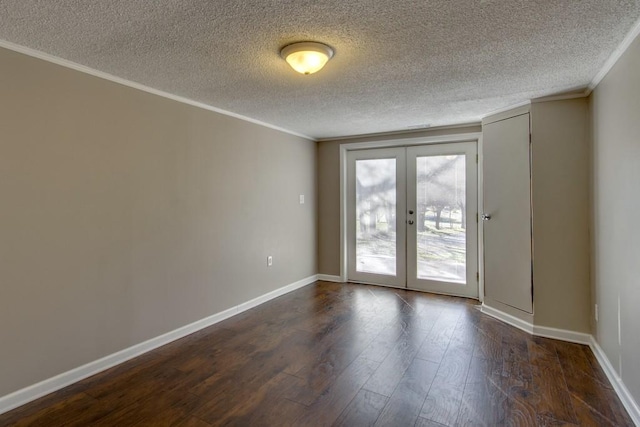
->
339;132;484;301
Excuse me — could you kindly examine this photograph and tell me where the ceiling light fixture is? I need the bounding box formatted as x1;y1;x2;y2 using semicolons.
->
280;42;334;75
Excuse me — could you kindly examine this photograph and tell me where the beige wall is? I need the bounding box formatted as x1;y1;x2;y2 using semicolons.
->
317;139;341;276
317;126;481;276
530;99;591;332
590;34;640;404
0;47;317;397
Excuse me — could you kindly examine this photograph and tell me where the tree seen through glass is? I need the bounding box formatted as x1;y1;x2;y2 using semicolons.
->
355;155;466;283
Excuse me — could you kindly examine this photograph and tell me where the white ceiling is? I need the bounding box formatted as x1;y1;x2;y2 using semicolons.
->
1;1;639;140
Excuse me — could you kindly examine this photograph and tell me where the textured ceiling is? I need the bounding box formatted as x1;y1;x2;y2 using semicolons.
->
1;1;639;139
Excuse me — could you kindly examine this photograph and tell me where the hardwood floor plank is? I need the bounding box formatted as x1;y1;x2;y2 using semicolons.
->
194;372;298;426
553;338;612;390
294;356;380;426
415;308;461;364
227;397;307;427
501;396;540;427
449;307;482;346
552;339;634;426
527;339;579;425
61;348;171;398
358;324;405;363
457;352;537;427
456;371;508;427
569;393;623;427
0;386;92;426
415;417;448;427
281;317;383;405
374;358;439;426
174;417;212;427
578;343;615;387
191;331;311;422
421;386;465;427
348;288;407;326
189;326;300;397
499;331;537;423
130;396;201;427
84;363;192;408
435;340;474;387
419;340;473;426
362;327;430;397
0;282;632;427
472;329;502;364
91;381;200;426
333;389;388;427
2;392;100;427
154;327;237;359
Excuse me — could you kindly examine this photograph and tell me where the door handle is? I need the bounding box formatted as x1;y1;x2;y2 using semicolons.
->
408;210;414;215
408;220;415;225
481;214;492;221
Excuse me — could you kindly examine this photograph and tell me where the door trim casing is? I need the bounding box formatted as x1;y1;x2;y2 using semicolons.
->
339;132;483;300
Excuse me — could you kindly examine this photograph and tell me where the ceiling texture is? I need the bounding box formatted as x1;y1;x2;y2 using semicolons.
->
1;1;639;140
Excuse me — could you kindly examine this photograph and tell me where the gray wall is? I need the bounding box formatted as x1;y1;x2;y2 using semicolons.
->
0;47;317;397
317;126;481;276
590;34;640;404
531;99;591;332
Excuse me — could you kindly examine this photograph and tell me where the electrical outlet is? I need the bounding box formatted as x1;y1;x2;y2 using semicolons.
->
299;194;305;204
595;303;598;322
267;256;273;267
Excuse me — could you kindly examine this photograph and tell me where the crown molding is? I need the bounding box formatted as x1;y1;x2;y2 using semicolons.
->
0;39;315;142
588;16;640;94
531;89;589;103
317;122;481;143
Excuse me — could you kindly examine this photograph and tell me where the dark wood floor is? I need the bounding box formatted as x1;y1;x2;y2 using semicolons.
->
0;281;633;426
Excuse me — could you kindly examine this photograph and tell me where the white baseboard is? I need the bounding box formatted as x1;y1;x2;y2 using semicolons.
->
481;303;591;344
589;337;640;426
481;303;534;335
481;303;639;425
235;275;319;312
0;274;318;416
317;274;343;283
532;324;591;345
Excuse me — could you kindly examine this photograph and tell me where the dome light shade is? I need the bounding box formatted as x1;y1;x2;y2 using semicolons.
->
280;42;334;75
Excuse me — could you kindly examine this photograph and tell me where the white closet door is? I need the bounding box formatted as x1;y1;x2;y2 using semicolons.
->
483;113;533;313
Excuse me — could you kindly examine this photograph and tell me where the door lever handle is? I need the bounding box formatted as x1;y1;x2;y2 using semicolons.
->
408;220;415;225
481;214;492;221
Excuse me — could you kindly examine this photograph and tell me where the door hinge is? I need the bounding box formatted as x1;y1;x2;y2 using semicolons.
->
476;212;478;223
476;154;479;164
476;272;480;281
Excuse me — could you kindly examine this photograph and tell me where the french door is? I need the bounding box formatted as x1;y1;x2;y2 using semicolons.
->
346;142;478;298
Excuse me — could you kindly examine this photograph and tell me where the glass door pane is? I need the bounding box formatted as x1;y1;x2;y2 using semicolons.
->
347;147;406;288
407;142;478;298
355;158;397;276
416;154;466;283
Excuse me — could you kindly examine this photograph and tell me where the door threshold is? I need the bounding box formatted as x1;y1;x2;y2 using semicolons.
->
347;280;479;301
